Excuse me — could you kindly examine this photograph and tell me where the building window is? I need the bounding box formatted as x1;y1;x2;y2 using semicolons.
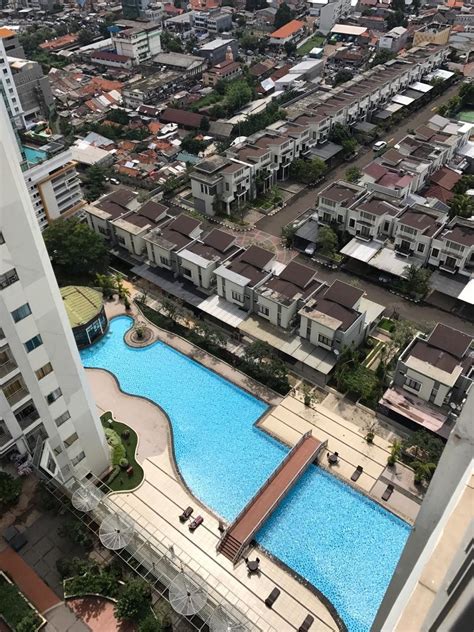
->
35;363;53;380
64;432;78;447
231;290;243;303
0;232;4;244
337;215;344;224
318;334;332;346
0;268;19;290
15;401;39;430
46;387;62;404
431;247;439;258
72;451;85;466
182;268;192;278
417;243;424;253
349;218;355;228
24;335;43;353
55;411;71;427
11;303;32;323
46;455;57;473
405;377;421;392
160;256;169;266
258;304;270;316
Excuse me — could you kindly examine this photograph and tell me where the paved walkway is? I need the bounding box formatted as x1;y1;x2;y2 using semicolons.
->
262;395;422;523
86;369;340;632
69;597;135;632
0;545;60;613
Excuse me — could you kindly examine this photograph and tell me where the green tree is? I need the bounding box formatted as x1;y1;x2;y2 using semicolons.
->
78;29;94;46
412;461;436;485
370;50;395;68
459;81;474;107
43;217;109;280
284;41;297;56
402;429;444;465
334;69;353;86
106;108;130;125
199;116;210;132
84;164;108;202
342;137;358;158
17;613;40;632
316;226;338;258
95;274;117;299
338;364;381;402
289;158;326;184
161;30;183;53
138;615;162;632
403;265;431;297
448;194;474;219
345;166;361;183
386;11;407;30
0;472;22;507
225;79;253;113
453;175;474;195
281;224;296;248
181;134;208;155
242;341;289;393
274;2;292;29
115;579;151;622
391;319;417;351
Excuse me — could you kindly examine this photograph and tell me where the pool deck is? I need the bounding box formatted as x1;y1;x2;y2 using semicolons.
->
87;368;341;632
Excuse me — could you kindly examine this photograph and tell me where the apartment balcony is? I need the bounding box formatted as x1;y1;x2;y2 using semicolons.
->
0;357;18;380
15;401;40;430
3;379;29;408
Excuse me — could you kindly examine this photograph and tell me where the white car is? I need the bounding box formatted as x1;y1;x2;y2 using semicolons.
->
373;141;387;152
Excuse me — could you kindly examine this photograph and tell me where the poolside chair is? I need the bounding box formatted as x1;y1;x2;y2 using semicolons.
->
189;515;204;531
179;506;193;522
298;614;315;632
265;587;280;608
382;484;394;501
351;466;363;482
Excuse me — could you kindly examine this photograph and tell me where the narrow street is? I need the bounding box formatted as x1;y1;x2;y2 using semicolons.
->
256;83;461;236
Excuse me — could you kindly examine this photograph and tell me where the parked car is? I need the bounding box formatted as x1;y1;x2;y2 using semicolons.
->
373;140;387;152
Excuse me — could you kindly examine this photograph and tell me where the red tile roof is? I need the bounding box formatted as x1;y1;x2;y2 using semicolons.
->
270;19;305;40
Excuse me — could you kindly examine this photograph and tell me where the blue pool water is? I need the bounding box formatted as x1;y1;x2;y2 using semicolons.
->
23;145;47;166
81;316;410;632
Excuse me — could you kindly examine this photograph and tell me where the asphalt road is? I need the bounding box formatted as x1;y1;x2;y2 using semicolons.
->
256;83;461;236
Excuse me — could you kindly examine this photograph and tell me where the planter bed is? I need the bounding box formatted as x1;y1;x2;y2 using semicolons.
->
0;571;45;632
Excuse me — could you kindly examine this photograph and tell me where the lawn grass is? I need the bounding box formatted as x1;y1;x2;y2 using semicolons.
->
378;318;395;333
297;34;326;56
100;412;144;491
457;110;474;123
0;573;42;630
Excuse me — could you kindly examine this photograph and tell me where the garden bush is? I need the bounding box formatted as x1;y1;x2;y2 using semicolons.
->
65;569;120;599
105;428;126;465
0;471;22;507
115;579;151;622
0;576;41;631
57;557;97;580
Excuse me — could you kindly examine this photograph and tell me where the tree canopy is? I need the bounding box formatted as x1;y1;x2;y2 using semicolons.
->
43;218;109;281
316;226;338;258
274;2;292;29
289;158;326;184
448;194;474;219
345;167;361;183
334;69;353;87
83;165;108;202
403;265;431;298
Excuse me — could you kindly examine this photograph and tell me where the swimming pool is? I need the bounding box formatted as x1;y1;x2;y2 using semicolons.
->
81;316;410;632
23;145;47;166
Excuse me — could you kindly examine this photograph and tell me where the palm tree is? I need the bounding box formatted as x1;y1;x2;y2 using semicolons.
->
448;194;474;219
412;461;436;485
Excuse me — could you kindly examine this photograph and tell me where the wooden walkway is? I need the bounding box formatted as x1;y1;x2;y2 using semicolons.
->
218;432;326;562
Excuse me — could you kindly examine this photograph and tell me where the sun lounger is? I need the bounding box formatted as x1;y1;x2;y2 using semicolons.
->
298;614;315;631
189;515;203;531
351;466;363;482
382;484;394;501
265;587;280;608
179;506;193;522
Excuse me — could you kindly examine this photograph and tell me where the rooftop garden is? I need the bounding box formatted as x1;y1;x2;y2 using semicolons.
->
0;572;44;632
101;412;144;491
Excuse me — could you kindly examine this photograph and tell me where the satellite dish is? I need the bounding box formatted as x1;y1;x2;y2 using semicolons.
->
71;483;103;512
169;572;208;616
99;513;134;550
209;605;248;632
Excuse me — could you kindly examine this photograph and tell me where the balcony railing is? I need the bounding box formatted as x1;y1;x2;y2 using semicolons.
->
0;358;18;379
4;385;29;407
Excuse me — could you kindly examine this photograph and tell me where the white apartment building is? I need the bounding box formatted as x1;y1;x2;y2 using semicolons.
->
0;29;24;129
307;0;352;36
112;23;162;64
23;147;85;231
0;103;109;482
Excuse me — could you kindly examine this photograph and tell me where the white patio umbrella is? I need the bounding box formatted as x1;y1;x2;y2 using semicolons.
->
209;605;248;632
71;483;103;512
169;571;208;616
99;513;134;550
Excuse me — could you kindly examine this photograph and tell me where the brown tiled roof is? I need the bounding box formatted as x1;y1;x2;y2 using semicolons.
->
95;200;128;219
203;229;235;253
278;261;316;289
101;188;136;208
357;197;401;217
441;223;474;247
91;51;131;63
139;200;168;221
427;323;472;359
320;182;362;205
240;245;274;269
430;167;462;191
398;210;439;236
323;280;364;309
115;212;152;229
160;108;203;128
312;298;360;331
168;213;201;236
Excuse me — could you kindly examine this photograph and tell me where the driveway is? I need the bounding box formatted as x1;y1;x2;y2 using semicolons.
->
256;83;461;236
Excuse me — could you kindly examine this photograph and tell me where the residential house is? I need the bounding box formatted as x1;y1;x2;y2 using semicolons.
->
299;279;384;353
379;26;409;52
393;206;445;262
428;217;474;276
144;214;202;274
380;323;473;438
424;166;462;204
177;229;240;292
346;193;406;240
316;180;366;229
203;60;242;86
269;20;305;46
215;245;275;311
110;200;169;258
255;261;323;329
84;188;140;238
112;23;162;64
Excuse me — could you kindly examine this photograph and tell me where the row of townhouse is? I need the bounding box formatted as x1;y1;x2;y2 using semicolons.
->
361;116;472;199
294;179;474;303
85;189;473;438
84;190;384;383
190;44;450;216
